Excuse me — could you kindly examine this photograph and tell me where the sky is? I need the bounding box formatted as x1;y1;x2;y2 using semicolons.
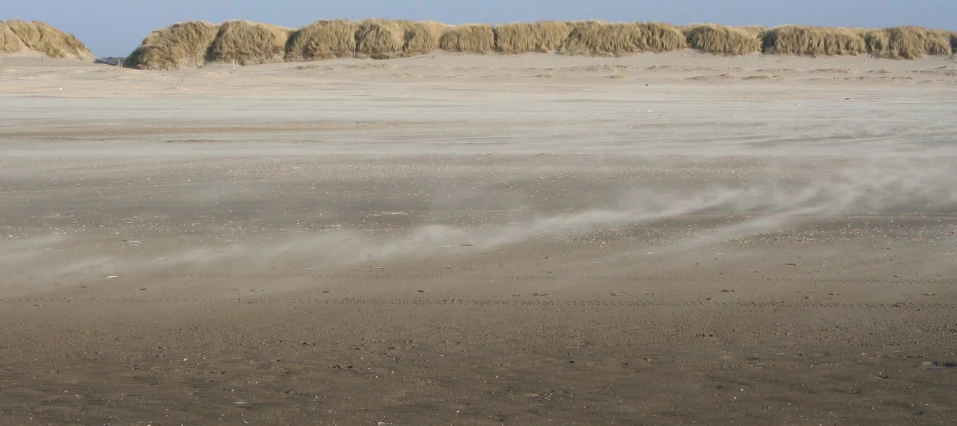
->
5;0;956;57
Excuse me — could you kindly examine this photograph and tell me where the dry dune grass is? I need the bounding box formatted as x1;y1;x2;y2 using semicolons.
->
562;22;686;55
923;29;954;55
124;21;219;70
860;29;892;57
864;27;953;59
356;19;407;58
683;24;762;55
403;21;446;56
762;26;867;56
495;21;571;54
0;22;25;53
439;24;496;53
286;20;359;61
356;19;447;58
127;18;957;66
206;20;291;65
3;20;93;60
562;21;627;55
559;21;607;54
738;26;769;38
633;22;690;52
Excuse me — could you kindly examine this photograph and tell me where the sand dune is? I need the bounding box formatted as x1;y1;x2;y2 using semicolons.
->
0;20;93;62
2;18;953;70
122;18;957;69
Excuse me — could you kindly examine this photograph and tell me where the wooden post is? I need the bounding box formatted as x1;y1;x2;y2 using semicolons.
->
181;68;184;83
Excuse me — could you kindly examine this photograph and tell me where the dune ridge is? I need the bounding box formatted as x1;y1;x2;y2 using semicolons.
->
2;18;955;69
0;20;93;61
124;19;957;70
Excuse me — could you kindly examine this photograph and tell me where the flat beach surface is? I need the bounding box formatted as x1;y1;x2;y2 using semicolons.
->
1;52;956;425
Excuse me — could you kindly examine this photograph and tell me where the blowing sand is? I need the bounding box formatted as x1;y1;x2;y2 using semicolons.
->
1;52;956;425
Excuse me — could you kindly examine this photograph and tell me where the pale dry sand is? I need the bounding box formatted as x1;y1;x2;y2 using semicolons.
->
1;53;956;425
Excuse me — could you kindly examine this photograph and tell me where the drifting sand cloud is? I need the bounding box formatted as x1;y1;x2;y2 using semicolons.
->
5;158;953;282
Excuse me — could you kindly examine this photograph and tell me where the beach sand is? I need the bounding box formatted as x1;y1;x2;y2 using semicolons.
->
1;52;956;424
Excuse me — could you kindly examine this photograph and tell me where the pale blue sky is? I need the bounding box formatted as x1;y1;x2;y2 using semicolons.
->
5;0;956;57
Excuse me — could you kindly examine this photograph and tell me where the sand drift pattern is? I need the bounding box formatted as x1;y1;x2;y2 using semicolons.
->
3;158;954;283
